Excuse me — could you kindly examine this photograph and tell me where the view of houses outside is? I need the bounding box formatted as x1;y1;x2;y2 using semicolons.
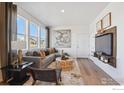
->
16;16;26;49
29;22;38;49
40;28;46;48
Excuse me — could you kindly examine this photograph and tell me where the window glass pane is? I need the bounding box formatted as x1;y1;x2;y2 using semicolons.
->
40;29;46;48
17;17;26;34
29;37;38;49
30;22;38;37
17;34;26;49
40;30;46;39
40;39;45;48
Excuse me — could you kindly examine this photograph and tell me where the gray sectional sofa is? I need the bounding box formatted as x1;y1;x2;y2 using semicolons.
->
22;48;60;68
21;48;62;85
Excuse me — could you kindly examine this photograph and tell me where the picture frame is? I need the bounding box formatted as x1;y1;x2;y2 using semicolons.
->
102;12;111;29
96;20;102;33
54;29;71;48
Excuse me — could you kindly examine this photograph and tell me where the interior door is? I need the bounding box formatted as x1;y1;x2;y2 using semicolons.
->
76;34;89;58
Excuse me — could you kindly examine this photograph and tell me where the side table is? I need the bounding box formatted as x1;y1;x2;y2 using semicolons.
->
7;61;33;85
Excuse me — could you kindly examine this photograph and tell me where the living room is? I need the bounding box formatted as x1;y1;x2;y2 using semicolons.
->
0;0;124;92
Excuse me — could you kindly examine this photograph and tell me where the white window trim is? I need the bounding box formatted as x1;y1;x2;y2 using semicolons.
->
40;27;47;48
17;15;27;49
29;21;39;49
17;14;47;50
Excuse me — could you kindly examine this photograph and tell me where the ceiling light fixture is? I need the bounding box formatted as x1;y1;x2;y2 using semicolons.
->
61;9;64;13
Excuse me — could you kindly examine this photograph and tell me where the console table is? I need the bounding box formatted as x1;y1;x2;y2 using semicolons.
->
8;61;33;85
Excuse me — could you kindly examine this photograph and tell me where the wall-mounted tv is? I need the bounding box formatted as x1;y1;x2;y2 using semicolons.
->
95;33;113;56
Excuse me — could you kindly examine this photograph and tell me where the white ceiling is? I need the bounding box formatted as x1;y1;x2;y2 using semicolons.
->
15;2;109;27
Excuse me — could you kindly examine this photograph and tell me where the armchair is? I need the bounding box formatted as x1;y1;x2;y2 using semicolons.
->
29;67;62;85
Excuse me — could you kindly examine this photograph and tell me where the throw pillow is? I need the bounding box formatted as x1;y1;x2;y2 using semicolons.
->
48;48;52;54
25;51;33;56
40;50;46;58
33;51;40;56
48;48;56;54
51;48;55;53
53;48;56;53
44;49;49;56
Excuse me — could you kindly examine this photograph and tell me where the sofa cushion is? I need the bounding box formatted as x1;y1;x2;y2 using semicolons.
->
33;51;40;56
55;53;61;57
48;48;52;54
54;48;58;53
23;48;58;69
48;48;56;54
40;50;46;58
42;54;56;68
25;51;33;56
44;49;49;56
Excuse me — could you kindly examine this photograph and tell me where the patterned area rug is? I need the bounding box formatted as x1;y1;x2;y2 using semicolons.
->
24;59;84;85
61;60;84;85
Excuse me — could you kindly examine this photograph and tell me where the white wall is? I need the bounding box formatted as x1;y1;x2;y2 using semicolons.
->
50;25;90;58
89;3;124;85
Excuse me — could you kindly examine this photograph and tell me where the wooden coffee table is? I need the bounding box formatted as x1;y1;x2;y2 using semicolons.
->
56;57;74;71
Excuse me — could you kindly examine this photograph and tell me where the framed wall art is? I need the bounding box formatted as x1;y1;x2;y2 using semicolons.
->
54;29;71;48
96;20;102;33
102;12;111;29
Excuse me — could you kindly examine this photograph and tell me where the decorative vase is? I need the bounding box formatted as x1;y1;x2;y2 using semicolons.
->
18;49;23;65
61;50;65;60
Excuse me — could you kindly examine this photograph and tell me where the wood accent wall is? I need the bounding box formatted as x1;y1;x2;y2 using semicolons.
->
96;26;117;67
106;26;117;67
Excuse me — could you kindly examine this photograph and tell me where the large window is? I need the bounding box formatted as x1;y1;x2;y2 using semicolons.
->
40;28;46;48
29;22;38;49
14;15;48;49
17;16;26;49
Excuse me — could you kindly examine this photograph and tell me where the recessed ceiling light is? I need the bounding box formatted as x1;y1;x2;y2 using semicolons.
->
61;9;64;13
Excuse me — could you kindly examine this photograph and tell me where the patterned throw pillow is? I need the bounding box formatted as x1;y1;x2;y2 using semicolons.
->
48;48;52;54
48;48;56;54
40;50;46;58
51;48;55;53
44;49;49;56
53;48;56;53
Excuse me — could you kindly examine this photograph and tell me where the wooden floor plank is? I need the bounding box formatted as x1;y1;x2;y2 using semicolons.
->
77;58;119;85
0;58;120;85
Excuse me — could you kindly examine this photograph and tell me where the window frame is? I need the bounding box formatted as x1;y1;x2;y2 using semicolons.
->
40;27;47;48
17;15;27;49
29;21;39;49
16;14;48;50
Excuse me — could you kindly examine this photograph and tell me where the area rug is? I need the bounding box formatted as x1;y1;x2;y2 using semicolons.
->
24;59;84;85
61;59;84;85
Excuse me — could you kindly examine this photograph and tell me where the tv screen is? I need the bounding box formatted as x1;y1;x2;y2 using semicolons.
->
95;33;113;56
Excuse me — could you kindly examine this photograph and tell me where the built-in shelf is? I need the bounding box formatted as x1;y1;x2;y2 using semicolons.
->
94;52;116;67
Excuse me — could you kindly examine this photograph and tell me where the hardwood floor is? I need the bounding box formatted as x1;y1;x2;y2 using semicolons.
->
77;58;119;85
0;58;120;85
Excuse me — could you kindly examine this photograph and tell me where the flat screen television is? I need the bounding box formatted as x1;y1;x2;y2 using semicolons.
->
95;33;113;56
